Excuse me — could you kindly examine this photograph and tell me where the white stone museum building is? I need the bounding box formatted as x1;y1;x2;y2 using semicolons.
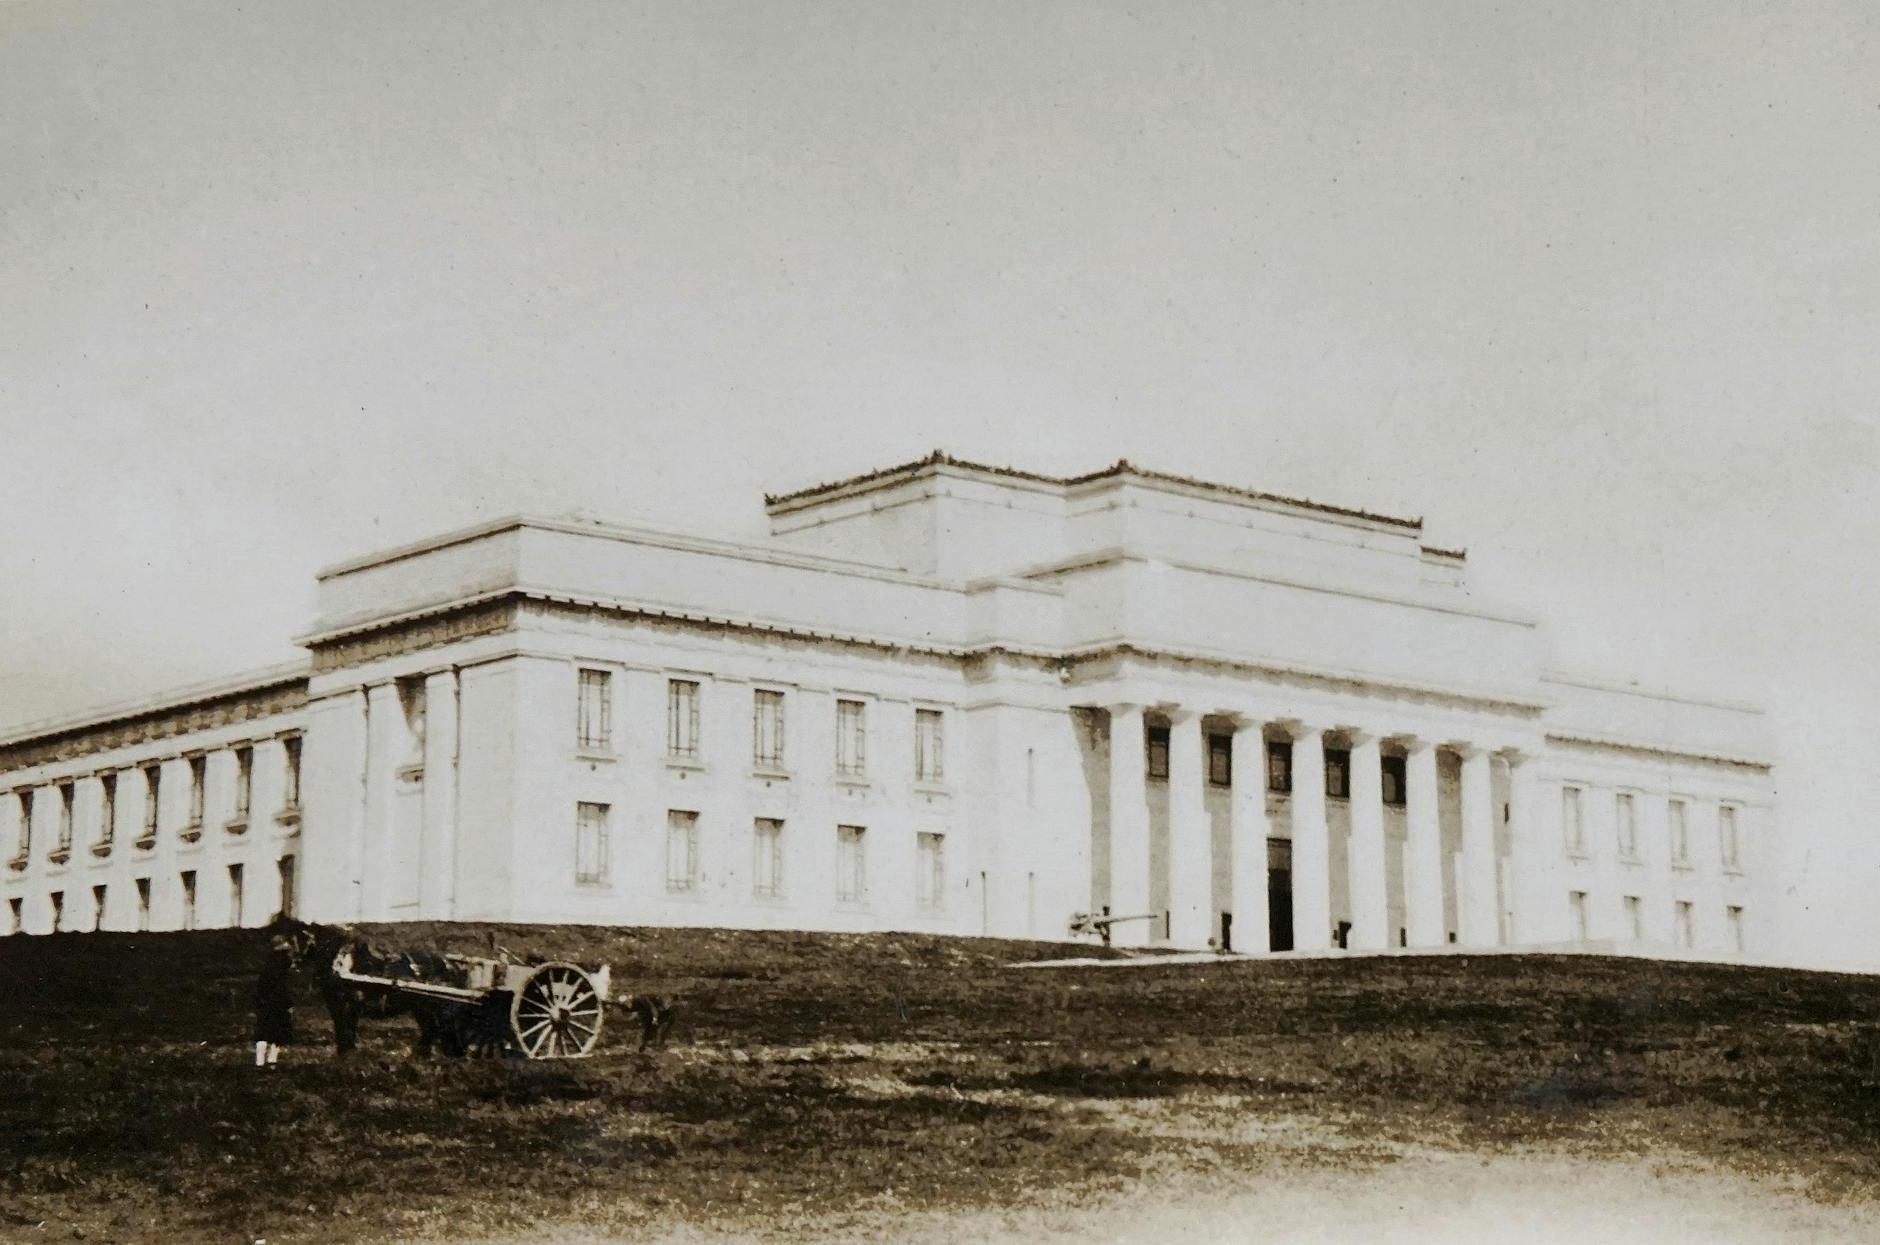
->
0;454;1776;958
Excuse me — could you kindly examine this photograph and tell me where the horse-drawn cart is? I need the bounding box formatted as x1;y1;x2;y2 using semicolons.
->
329;947;612;1059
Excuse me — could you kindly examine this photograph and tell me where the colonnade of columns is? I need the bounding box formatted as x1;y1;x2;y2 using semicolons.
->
1102;702;1533;954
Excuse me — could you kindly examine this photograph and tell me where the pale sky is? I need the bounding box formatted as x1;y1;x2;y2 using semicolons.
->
1;1;1875;961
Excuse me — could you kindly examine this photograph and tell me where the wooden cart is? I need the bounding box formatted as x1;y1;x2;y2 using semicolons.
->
330;948;613;1059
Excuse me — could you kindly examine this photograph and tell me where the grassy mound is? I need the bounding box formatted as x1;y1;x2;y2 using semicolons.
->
5;926;1880;1243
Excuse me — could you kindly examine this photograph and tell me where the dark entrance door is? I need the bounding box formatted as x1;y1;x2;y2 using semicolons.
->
1267;837;1294;952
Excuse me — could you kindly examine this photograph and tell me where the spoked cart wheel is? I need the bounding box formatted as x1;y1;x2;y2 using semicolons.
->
509;962;606;1058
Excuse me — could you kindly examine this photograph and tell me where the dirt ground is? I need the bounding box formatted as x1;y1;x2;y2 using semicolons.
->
7;924;1880;1243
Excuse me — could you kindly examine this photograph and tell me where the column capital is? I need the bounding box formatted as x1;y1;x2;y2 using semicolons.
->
1278;718;1330;742
1218;708;1271;730
1338;725;1383;748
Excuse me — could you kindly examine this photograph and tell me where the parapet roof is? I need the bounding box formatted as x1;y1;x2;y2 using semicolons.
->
763;450;1424;532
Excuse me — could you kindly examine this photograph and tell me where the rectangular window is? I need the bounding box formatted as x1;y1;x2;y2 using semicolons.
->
1623;894;1643;941
99;773;117;846
49;891;63;933
1562;786;1585;854
916;832;946;911
753;690;787;770
134;878;151;931
1568;890;1589;942
16;789;33;858
1266;740;1292;793
836;699;868;778
1207;733;1232;787
187;756;207;827
6;897;20;935
1720;807;1741;871
1324;749;1351;799
1674;900;1694;949
575;802;610;886
1145;726;1170;780
577;668;613;752
1668;799;1689;866
753;818;784;898
228;864;245;926
835;825;866;902
180;871;197;931
142;765;161;839
666;679;701;760
1727;904;1745;953
234;747;254;821
665;810;699;893
281;737;303;811
91;885;107;932
915;709;945;783
1615;793;1638;860
1380;755;1407;806
57;782;75;852
277;857;296;920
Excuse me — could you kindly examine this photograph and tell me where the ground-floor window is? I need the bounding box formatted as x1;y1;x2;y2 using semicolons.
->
916;832;945;912
135;878;151;931
228;864;245;927
666;810;699;893
91;884;107;932
1622;894;1643;942
49;890;64;932
1727;905;1746;953
752;818;783;898
180;871;197;931
836;825;866;903
276;857;295;920
575;802;610;886
5;896;19;935
1674;900;1694;949
1568;890;1589;942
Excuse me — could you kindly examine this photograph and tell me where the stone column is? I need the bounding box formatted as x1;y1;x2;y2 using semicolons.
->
1288;722;1332;952
1164;708;1209;949
1228;717;1270;954
1457;745;1499;947
1106;703;1151;947
1504;752;1552;944
419;668;460;918
1403;739;1444;947
1345;730;1388;951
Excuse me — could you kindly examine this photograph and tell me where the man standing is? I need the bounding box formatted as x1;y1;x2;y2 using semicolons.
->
253;931;297;1068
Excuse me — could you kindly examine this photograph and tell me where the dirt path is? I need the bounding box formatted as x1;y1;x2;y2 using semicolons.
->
453;1148;1880;1245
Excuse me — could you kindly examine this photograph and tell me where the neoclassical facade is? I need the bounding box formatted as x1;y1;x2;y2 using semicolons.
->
0;455;1776;958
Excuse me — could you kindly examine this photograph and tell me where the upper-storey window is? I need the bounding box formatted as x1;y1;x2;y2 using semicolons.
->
1324;749;1351;799
1720;806;1742;871
14;790;33;860
57;782;75;854
915;709;945;783
1615;793;1638;861
1380;755;1407;806
98;773;117;847
1562;786;1585;855
753;690;786;771
667;679;701;760
233;747;254;823
577;669;613;753
836;699;867;779
1266;740;1292;793
1145;726;1170;781
1668;799;1690;866
141;764;161;841
1207;734;1232;787
281;737;302;811
187;756;207;828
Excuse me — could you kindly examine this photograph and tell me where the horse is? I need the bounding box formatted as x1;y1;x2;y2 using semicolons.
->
270;918;479;1057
